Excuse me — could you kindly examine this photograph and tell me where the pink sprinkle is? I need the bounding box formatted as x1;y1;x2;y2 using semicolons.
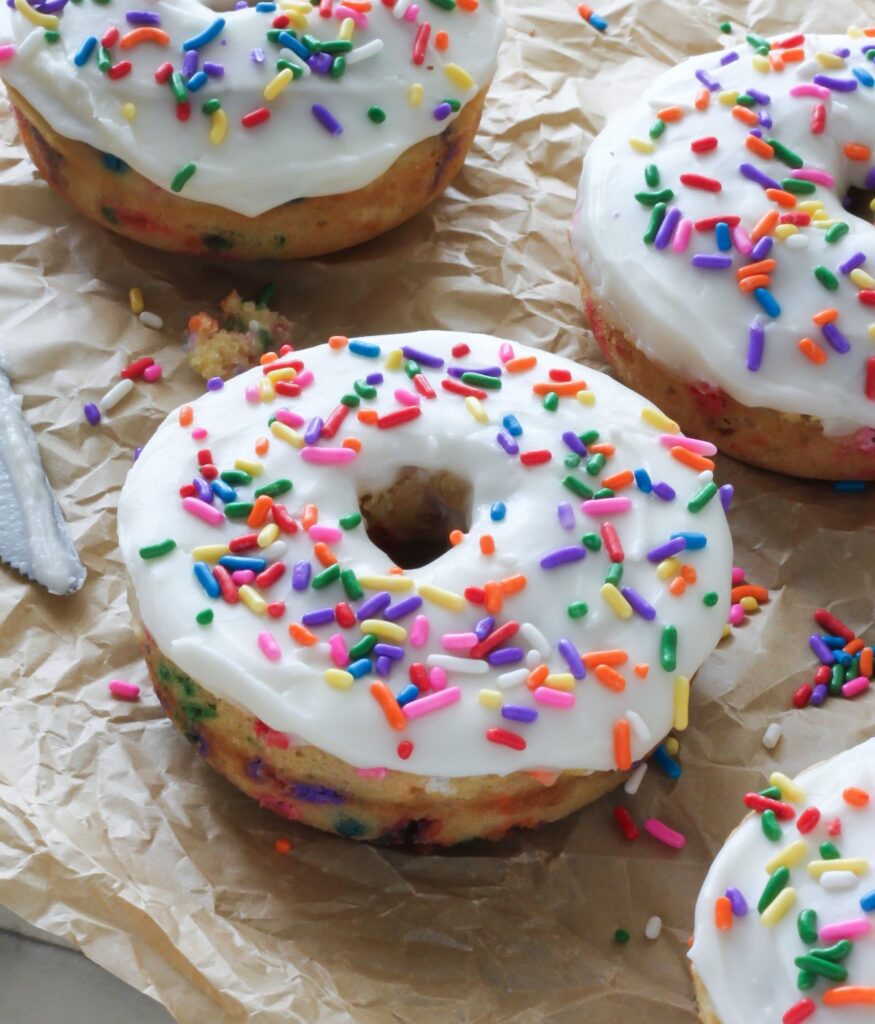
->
660;434;717;456
258;631;282;661
109;679;140;701
533;686;575;709
842;675;870;698
296;369;314;389
300;446;357;464
403;686;461;720
245;385;260;403
441;632;478;651
0;44;16;61
309;524;343;543
232;569;256;585
581;497;632;516
429;665;447;690
410;614;430;647
182;495;224;525
403;3;418;20
335;3;367;26
192;427;208;441
729;603;745;626
731;567;746;585
275;408;305;428
819;918;871;943
672;218;692;253
499;342;515;364
644;818;686;849
790;83;831;99
732;224;753;256
328;633;349;667
394;388;421;407
142;363;163;382
356;766;387;779
794;167;835;187
263;729;289;749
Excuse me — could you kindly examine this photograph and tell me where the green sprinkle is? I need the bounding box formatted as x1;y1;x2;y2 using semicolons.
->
348;634;378;659
758;866;790;914
582;532;603;552
428;0;456;9
442;97;461;112
321;40;353;53
820;841;842;860
825;222;850;244
339;512;362;530
593;487;615;499
568;601;589;619
829;664;845;696
254;478;293;498
793;955;847;983
543;392;559;412
564;454;582;469
585;453;606;476
354;379;378;399
814;266;839;291
312;563;341;589
171;163;197;193
266;28;282;43
196;609;214;626
170;70;187;102
644;201;667;245
746;32;770;52
461;372;501;390
634;188;675;207
719;21;731;32
759;786;783;800
563;474;594;499
580;430;600;445
797;909;819;944
735;93;756;108
340;568;363;600
660;624;678;671
302;33;323;51
139;539;176;560
368;105;386;124
96;45;111;72
703;591;719;607
202;97;222;115
688;482;718;512
809;940;853;962
766;139;804;169
761;809;782;841
340;393;361;407
797;970;817;991
644;163;660;187
605;563;623;587
649;119;666;140
221;469;251;486
276;59;304;77
44;28;61;43
223;501;254;519
405;359;421;379
781;177;816;195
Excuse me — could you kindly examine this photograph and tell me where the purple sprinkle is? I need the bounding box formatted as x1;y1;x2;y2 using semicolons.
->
133;446;143;460
245;758;265;781
651;481;677;501
203;61;224;77
182;49;199;76
562;430;588;456
695;68;721;91
206;375;224;391
557;638;586;679
365;372;384;385
821;322;851;354
374;643;404;660
501;704;538;724
809;634;835;665
739;162;781;190
304;416;323;444
309;52;333;75
865;166;875;190
84;402;101;425
292;560;311;591
375;655;393;676
497;431;520;456
833;47;851;58
746;87;770;105
234;1;248;8
719;484;734;512
126;10;160;25
401;345;444;369
839;251;866;274
356;591;391;620
312;102;343;134
758;111;773;130
383;595;423;621
488;647;525;666
540;546;586;569
433;102;453;121
811;683;829;707
747;317;765;372
250;48;266;63
293;783;344;805
750;236;773;261
193;477;213;503
621;587;657;621
647;537;687;563
725;887;748;916
654;206;682;250
301;606;336;627
750;128;763;139
719;51;739;66
812;74;857;92
557;501;575;530
447;365;501;378
692;253;733;270
474;616;495;640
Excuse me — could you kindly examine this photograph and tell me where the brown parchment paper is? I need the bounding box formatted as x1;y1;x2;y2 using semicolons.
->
2;1;875;1021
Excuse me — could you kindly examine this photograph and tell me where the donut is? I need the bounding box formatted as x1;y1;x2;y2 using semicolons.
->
0;0;503;259
690;738;875;1023
571;30;875;479
118;331;733;844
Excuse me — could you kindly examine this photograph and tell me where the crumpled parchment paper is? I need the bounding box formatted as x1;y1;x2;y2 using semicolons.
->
2;0;875;1021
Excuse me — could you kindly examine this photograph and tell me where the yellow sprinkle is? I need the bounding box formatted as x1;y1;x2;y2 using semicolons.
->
849;25;863;38
870;197;875;212
129;287;144;315
657;556;681;581
798;201;825;214
478;689;502;708
673;675;690;731
238;584;267;615
266;367;297;383
360;619;408;643
664;737;680;756
236;459;263;476
209;108;227;146
765;840;809;875
121;102;136;121
324;668;354;689
641;406;680;433
257;523;279;548
718;90;740;105
264;67;294;102
740;595;759;612
357;574;414;592
577;390;596;406
628;137;655;154
259;378;275;402
808;858;869;878
14;0;57;28
270;420;304;448
769;771;806;803
338;16;355;41
191;544;229;562
418;583;465;612
812;210;831;222
384;348;404;370
543;673;576;691
408;83;424;107
868;324;875;340
721;623;731;639
601;583;632;619
465;396;488;424
285;11;309;29
775;224;798;240
816;51;845;69
851;268;875;289
761;887;796;926
751;54;771;73
444;62;475;90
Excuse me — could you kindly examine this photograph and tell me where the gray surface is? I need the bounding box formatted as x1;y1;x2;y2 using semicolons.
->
0;907;173;1024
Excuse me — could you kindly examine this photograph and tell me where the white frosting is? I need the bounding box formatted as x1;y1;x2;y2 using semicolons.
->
572;33;875;438
118;331;732;777
0;0;503;216
690;738;875;1023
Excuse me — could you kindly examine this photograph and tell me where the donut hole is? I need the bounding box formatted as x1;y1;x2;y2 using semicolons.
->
845;185;875;224
358;467;473;570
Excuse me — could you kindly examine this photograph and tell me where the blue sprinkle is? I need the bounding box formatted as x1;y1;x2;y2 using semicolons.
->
715;221;732;252
671;531;707;550
860;888;875;912
218;555;267;573
348;339;381;358
653;744;682;779
293;783;344;804
396;684;420;707
210;479;237;503
588;12;608;30
277;29;310;62
853;66;875;87
753;287;781;317
347;658;373;678
502;414;522;436
182;17;226;52
821;636;848;649
193;562;221;598
101;153;128;173
490;501;507;521
254;1;277;10
634;468;653;494
834;480;866;492
73;35;97;67
187;70;208;91
335;816;367;838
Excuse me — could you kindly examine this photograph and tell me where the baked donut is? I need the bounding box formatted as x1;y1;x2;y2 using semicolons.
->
572;30;875;479
0;0;502;259
690;738;875;1023
118;331;733;845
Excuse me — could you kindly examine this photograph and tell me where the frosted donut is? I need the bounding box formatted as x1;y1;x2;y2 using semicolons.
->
690;738;875;1023
0;0;503;259
118;331;733;844
572;31;875;479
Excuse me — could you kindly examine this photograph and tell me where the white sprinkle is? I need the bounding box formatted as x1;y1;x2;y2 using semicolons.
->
260;541;288;562
139;311;164;330
762;723;783;750
624;762;648;796
497;668;529;690
645;916;662;940
98;377;134;411
345;38;384;65
820;871;859;892
785;233;809;250
426;655;489;674
520;622;550;659
625;710;652;746
424;776;456;795
796;58;819;79
392;0;412;17
525;649;541;669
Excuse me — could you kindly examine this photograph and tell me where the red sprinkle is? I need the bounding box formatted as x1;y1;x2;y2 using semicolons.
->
200;464;218;481
613;805;639;841
154;61;173;83
743;793;796;820
179;483;197;498
397;740;414;760
451;343;470;358
267;601;286;618
826;817;842;837
271;504;298;534
176;101;190;122
263;359;303;375
464;586;485;604
695;215;740;230
793;683;813;709
775;33;805;48
442;378;487;400
486;727;526;750
814;608;855;642
600;523;624;563
377;406;422;429
857;290;875;306
229;533;259;552
811;102;826;135
320;403;349;439
796;806;821;834
866;357;875;400
691;136;718;153
782;999;816;1024
412;21;430;65
108;60;132;80
520;449;552;466
814;665;831;686
409;662;429;689
470;620;520;659
212;565;239;604
242;107;271;128
549;368;572;382
101;26;119;47
255;562;286;588
272;13;290;27
335;602;355;629
275;380;302;397
120;356;154;380
680;173;722;192
196;448;214;466
413;373;436;399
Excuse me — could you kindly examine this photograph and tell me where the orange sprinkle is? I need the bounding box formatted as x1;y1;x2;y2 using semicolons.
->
751;210;780;242
247;494;273;528
434;29;449;49
765;188;797;208
737;259;777;281
731;105;759;127
843;787;870;807
179;404;193;427
860;647;873;678
313;542;337;567
484;581;503;614
387;566;405;575
844;143;871;161
582;649;628;668
119;26;170;47
370;681;407;731
260;351;278;365
695;88;711;111
449;529;464;546
603;469;635;491
357;409;379;425
634;663;649;679
812;307;839;326
342;437;362;452
715;896;733;931
768;50;786;71
738;274;771;293
680;564;697;584
589;442;615;457
328;334;349;349
254;436;269;456
844;638;864;655
289;622;317;646
499;574;527;595
577;3;593;17
657;106;684;123
505;356;538;373
745;135;775;159
865;26;875;36
671;446;715;472
613;719;632;770
274;838;293;855
596;664;626;692
798;337;828;364
669;577;688;596
730;584;769;603
781;47;804;63
527;663;549;689
823;988;875;1006
457;0;479;9
301;504;318;530
532;380;587;396
480;534;495;555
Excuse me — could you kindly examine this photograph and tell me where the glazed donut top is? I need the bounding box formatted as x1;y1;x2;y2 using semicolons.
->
118;332;732;778
0;0;503;216
572;31;875;439
690;738;875;1023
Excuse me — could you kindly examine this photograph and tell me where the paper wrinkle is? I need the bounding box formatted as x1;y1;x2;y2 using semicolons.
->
2;2;875;1021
